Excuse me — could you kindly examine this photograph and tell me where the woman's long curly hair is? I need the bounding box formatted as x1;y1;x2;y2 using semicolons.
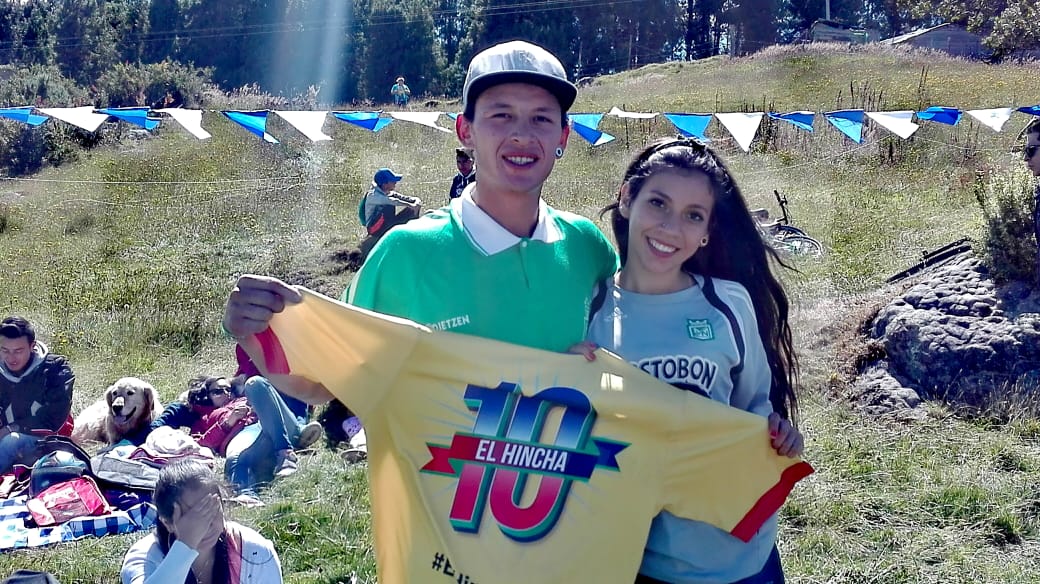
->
602;138;799;423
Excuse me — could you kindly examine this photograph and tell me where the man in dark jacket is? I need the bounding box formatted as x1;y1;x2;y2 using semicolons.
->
0;316;75;473
449;147;476;201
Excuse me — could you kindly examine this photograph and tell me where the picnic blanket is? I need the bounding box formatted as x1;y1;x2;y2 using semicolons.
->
0;495;156;551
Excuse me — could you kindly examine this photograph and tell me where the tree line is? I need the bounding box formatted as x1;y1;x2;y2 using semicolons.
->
0;0;1036;106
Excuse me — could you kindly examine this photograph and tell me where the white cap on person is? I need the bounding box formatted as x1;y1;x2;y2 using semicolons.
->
462;40;577;112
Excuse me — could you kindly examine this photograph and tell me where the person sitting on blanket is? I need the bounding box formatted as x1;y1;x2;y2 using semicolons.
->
150;376;321;486
225;347;322;502
0;317;75;475
120;460;283;584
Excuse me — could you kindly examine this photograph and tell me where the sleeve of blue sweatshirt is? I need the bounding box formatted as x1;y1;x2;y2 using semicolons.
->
149;402;197;432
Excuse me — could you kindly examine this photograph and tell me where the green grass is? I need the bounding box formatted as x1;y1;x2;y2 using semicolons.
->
2;43;1040;582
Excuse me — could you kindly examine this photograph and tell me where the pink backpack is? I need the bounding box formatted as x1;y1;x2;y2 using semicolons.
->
26;476;111;526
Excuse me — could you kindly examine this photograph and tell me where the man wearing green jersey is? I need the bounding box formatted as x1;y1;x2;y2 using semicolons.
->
223;40;618;403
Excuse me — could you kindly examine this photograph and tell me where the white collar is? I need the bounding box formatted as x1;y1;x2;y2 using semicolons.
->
453;185;562;256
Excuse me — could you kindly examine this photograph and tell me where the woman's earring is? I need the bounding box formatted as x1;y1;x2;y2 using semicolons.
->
555;147;564;159
700;237;709;247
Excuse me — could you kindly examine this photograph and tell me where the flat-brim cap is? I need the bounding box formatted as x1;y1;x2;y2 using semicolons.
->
462;40;577;112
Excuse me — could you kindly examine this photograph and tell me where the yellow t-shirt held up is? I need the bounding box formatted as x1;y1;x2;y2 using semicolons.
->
242;288;813;584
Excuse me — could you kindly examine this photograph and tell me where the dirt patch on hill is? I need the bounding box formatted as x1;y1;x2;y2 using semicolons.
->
795;283;913;408
272;236;359;298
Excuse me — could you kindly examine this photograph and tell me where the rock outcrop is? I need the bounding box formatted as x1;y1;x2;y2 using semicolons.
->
852;252;1040;417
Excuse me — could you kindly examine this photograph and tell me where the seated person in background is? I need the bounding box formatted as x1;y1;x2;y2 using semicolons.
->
120;460;283;584
449;147;476;201
153;373;320;493
193;379;256;458
0;317;74;474
226;346;322;493
358;167;422;259
149;376;230;436
149;376;254;456
234;345;308;420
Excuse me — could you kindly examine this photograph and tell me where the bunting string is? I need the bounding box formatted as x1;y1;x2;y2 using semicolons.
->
0;103;1036;152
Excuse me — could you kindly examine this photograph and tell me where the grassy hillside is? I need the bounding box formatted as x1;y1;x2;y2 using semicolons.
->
1;43;1039;582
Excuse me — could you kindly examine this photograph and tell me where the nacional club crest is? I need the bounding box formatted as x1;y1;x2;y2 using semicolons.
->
421;382;629;542
687;318;714;340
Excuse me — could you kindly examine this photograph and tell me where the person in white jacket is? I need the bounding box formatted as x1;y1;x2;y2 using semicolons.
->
121;460;283;584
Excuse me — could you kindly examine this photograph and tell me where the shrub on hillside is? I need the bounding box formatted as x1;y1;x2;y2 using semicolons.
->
0;61;216;176
95;60;215;108
205;82;292;110
0;125;48;175
0;64;86;106
0;203;14;234
974;169;1038;283
0;64;89;174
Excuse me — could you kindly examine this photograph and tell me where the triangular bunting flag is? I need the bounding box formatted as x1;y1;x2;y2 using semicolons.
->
388;111;452;133
569;113;605;129
569;114;615;146
222;110;279;143
0;106;48;126
157;108;211;139
571;124;615;146
865;110;919;139
98;107;161;131
769;111;815;133
273;110;332;142
916;106;962;126
1016;105;1040;117
663;113;712;140
607;106;657;119
824;109;865;143
332;111;393;132
714;112;764;152
37;106;109;132
966;108;1014;132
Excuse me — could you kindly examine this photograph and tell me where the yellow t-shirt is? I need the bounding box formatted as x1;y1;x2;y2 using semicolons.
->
243;289;812;584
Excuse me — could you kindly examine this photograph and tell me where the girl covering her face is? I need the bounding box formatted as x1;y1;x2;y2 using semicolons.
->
120;460;283;584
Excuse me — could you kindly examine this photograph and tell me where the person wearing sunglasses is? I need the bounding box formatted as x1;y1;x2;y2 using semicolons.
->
149;376;320;502
1026;118;1040;177
149;376;255;456
1026;118;1040;284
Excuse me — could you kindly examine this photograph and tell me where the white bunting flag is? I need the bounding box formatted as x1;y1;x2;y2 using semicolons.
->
273;110;332;142
37;106;109;133
714;112;764;152
866;110;919;139
965;108;1014;132
389;111;452;133
607;106;658;119
157;108;212;140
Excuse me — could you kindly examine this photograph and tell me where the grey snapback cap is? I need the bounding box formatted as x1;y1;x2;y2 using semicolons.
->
462;40;577;112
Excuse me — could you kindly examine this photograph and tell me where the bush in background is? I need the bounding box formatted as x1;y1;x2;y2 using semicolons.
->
94;59;215;108
0;64;89;174
975;168;1038;283
0;61;218;176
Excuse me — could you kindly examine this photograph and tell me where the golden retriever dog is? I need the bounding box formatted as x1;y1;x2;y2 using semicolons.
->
72;377;163;446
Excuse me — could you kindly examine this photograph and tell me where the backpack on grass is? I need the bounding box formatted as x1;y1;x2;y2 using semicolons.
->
26;435;95;497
